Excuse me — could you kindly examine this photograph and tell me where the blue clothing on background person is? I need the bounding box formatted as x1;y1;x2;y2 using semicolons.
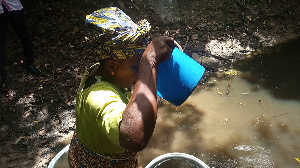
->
0;0;40;86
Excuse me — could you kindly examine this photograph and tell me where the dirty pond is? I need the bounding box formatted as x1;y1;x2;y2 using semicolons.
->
139;37;300;168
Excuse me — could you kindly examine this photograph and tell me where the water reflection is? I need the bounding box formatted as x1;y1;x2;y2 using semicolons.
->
234;37;300;100
139;37;300;168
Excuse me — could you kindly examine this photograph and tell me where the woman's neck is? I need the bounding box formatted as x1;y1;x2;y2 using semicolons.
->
88;65;117;87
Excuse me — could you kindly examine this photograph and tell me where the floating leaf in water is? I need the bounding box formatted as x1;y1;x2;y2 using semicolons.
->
223;69;241;76
216;88;223;95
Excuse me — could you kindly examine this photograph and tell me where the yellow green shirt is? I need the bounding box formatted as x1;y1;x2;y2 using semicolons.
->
75;80;130;154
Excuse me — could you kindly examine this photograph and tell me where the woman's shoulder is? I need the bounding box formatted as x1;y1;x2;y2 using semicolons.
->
81;81;129;104
90;81;120;92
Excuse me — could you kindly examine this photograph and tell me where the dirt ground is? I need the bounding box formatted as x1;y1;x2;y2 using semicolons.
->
0;0;299;167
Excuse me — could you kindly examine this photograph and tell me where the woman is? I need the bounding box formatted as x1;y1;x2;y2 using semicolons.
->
68;7;174;167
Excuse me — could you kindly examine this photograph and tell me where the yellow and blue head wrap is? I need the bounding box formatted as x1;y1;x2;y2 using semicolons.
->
85;7;151;60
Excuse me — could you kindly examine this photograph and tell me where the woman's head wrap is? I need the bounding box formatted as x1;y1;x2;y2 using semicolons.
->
85;7;151;60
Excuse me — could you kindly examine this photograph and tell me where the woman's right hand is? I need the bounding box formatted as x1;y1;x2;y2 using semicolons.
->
143;36;175;67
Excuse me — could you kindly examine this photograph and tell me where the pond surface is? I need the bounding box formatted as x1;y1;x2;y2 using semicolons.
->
139;37;300;168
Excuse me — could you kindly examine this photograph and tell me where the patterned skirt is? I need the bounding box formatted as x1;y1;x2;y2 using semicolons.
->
68;132;141;168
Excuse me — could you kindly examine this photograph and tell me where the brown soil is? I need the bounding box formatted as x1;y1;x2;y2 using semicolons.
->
0;0;299;167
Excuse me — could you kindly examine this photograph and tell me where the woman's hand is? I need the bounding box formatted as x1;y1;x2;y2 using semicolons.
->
143;36;175;67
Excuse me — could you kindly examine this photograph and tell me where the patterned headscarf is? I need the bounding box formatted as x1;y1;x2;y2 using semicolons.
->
85;7;151;60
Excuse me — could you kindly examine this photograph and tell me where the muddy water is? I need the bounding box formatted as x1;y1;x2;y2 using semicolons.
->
138;37;300;168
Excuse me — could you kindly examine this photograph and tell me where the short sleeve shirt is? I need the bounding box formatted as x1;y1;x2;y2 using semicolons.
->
75;81;130;154
0;0;23;14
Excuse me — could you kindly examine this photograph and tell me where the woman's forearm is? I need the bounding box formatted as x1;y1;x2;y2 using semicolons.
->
119;37;174;152
119;53;158;152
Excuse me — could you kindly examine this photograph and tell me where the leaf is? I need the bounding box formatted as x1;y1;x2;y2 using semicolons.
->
73;27;79;33
34;60;41;68
216;88;223;95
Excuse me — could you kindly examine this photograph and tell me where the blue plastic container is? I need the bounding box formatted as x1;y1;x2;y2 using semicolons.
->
157;47;205;106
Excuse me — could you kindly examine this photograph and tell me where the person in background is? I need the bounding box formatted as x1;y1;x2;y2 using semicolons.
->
68;7;174;168
0;0;40;86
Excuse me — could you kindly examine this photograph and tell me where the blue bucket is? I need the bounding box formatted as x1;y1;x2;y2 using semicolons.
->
157;47;205;106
